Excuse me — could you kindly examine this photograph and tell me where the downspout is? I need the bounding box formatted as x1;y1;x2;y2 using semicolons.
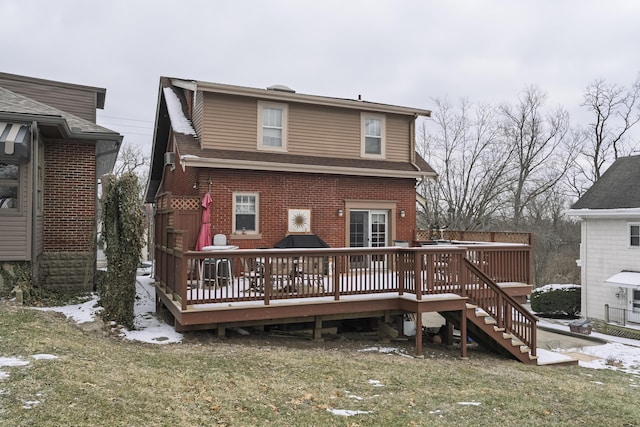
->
582;219;588;319
30;122;38;285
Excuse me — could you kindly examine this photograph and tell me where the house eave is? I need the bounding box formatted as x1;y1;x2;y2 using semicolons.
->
184;79;431;117
565;208;640;218
179;155;437;179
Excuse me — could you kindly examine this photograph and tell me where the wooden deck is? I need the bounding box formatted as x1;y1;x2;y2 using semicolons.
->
154;242;538;363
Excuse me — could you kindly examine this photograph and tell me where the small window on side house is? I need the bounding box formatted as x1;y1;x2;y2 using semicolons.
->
630;224;640;247
234;193;259;234
361;113;385;158
257;101;288;151
0;162;19;211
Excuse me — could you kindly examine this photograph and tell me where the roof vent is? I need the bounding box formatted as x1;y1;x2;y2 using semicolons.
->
267;84;296;93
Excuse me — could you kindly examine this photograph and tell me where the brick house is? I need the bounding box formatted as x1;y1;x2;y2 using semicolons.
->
145;77;436;250
0;73;122;295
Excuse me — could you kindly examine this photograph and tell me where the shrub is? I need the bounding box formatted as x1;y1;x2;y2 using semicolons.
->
530;285;581;317
100;172;144;328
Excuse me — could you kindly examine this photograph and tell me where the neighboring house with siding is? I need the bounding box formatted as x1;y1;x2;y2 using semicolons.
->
566;155;640;325
0;72;122;296
145;77;436;252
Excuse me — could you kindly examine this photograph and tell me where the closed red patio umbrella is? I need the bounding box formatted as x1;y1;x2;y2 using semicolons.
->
195;192;212;251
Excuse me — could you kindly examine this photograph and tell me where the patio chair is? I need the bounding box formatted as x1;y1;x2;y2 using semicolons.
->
296;257;325;292
239;257;265;290
268;257;292;291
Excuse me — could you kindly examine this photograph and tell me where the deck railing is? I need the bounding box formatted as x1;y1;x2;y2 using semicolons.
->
154;243;532;309
153;241;536;357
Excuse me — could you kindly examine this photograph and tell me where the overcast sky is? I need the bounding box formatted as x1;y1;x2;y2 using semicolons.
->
2;0;639;156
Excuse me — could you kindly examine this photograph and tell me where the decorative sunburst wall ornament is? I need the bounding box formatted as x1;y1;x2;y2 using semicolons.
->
288;209;311;233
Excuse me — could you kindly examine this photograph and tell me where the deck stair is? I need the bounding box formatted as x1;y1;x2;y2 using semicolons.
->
438;258;539;365
441;304;537;364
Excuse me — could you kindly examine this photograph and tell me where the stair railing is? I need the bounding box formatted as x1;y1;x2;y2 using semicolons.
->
463;258;538;357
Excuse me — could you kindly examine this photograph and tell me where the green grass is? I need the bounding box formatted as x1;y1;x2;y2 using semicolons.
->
1;302;639;426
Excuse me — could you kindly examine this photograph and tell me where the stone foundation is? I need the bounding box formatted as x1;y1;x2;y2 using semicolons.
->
38;251;95;292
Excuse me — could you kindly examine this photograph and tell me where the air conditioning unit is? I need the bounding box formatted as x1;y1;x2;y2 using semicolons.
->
164;152;175;168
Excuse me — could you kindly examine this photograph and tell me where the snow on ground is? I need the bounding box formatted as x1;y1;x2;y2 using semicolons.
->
35;276;182;344
16;277;640;377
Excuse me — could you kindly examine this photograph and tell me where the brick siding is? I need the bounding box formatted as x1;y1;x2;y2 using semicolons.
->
171;168;417;249
43;140;96;251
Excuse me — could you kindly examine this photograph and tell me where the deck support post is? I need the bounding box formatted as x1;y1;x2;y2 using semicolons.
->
460;308;468;359
217;325;226;338
445;320;454;346
313;316;323;341
414;312;423;357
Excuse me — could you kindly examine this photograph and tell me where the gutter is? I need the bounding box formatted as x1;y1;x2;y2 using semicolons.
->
180;155;437;180
565;208;640;218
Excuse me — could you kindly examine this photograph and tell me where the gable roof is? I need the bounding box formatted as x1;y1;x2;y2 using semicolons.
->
0;86;122;176
146;77;437;203
571;155;640;210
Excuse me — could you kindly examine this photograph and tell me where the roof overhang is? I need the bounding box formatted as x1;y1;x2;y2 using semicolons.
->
604;271;640;289
172;78;432;117
179;154;437;180
565;208;640;218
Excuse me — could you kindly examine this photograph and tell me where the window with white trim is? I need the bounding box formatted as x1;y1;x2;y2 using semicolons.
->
257;101;288;151
0;162;19;211
361;113;385;158
630;223;640;247
233;193;259;234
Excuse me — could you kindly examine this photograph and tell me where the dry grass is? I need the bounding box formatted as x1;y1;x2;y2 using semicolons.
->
1;302;639;426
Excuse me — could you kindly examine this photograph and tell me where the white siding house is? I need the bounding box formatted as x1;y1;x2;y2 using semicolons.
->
567;155;640;325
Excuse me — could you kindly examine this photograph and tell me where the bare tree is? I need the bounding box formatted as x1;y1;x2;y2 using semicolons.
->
114;142;149;176
112;142;150;198
575;75;640;193
499;86;578;228
417;98;512;230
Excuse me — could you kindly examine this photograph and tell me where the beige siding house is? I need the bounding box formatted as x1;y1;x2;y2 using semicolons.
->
0;72;122;295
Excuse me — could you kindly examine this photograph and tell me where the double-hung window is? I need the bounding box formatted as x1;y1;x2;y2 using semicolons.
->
0;162;19;210
234;193;259;234
361;113;385;158
258;101;288;151
630;223;640;247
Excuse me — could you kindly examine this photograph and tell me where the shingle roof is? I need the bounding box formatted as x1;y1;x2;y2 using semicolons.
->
0;86;119;136
571;155;640;209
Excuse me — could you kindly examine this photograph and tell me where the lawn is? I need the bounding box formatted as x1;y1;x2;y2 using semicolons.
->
1;301;639;426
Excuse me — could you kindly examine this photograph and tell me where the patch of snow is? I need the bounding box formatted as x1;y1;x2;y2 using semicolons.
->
35;295;101;324
0;357;29;367
22;400;40;409
458;401;482;406
536;348;576;365
163;87;197;135
560;343;640;376
32;354;58;361
327;408;371;416
533;284;580;293
30;276;182;345
358;346;412;358
367;379;384;387
117;277;183;344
